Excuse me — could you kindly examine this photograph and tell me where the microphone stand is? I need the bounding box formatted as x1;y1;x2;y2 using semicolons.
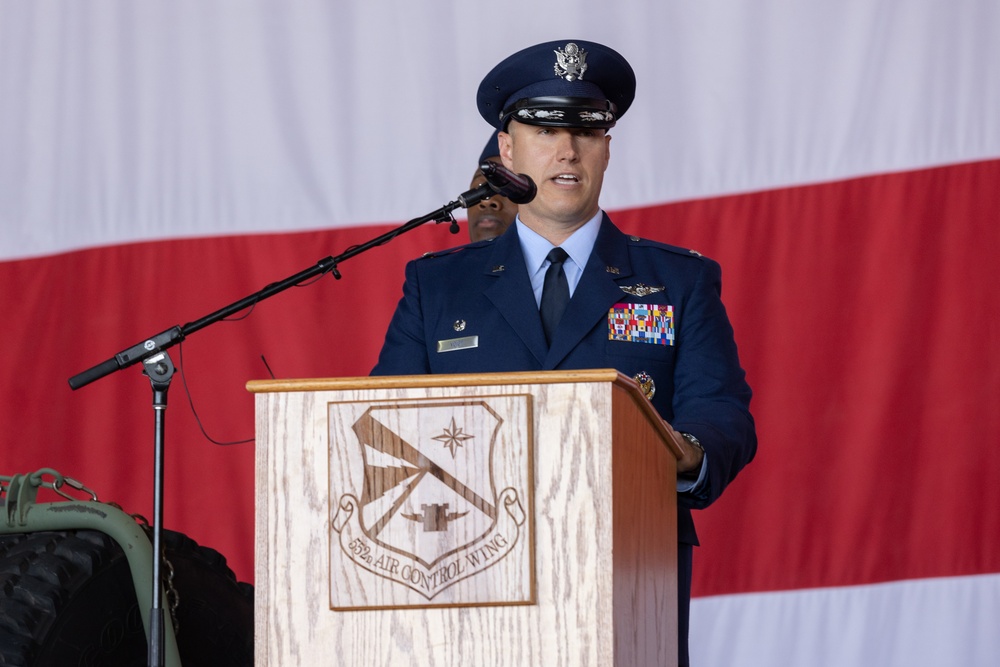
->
68;182;496;667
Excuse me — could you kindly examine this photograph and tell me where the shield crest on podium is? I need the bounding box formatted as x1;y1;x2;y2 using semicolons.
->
351;401;503;568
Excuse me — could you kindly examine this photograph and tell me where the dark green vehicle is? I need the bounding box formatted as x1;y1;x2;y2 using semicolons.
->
1;469;253;667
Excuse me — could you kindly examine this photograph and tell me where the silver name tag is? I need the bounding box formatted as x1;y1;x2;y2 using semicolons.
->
437;335;479;353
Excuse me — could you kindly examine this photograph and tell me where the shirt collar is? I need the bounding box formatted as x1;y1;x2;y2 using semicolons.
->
516;210;603;276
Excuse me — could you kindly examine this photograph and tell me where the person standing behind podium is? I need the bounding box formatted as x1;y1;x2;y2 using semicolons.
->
373;39;756;666
467;130;518;242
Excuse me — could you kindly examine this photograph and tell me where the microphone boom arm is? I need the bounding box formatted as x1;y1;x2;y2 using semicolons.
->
68;183;496;390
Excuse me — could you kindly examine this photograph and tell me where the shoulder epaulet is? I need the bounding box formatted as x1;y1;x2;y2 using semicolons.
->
625;234;706;259
418;237;496;260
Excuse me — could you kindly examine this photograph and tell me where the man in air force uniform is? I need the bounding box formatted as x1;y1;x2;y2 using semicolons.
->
373;40;756;666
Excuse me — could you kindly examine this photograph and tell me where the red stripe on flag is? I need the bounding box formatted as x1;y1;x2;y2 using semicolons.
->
613;159;1000;596
2;160;998;594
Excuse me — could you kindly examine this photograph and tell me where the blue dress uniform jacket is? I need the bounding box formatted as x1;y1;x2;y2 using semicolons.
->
372;214;757;547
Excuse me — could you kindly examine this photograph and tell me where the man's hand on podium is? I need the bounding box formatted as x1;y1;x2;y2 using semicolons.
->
667;425;705;479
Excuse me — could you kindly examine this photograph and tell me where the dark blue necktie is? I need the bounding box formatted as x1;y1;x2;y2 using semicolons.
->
539;247;570;345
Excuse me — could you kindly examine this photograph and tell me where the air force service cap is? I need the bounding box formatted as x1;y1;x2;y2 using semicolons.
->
477;40;636;131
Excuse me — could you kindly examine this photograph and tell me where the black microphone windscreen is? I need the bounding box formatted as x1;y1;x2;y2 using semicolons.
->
479;161;536;204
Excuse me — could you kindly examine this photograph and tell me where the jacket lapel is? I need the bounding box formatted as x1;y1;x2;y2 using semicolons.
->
482;227;549;366
544;216;634;368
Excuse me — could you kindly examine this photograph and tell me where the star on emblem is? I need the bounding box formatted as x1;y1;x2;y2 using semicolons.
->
432;417;474;457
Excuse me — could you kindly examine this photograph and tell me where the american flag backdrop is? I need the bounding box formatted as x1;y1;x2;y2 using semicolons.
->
1;2;998;665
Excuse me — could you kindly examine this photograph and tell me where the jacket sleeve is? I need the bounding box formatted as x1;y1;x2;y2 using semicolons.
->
669;256;757;510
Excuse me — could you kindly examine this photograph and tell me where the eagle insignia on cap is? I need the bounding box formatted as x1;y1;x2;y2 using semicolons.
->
554;42;588;81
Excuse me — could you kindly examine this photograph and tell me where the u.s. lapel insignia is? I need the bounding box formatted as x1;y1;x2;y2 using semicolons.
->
492;265;505;272
620;283;665;297
605;265;620;275
633;371;655;400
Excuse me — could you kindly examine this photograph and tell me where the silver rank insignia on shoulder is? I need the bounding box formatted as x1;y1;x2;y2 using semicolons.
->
554;42;588;81
620;283;665;297
633;371;655;400
689;249;702;257
629;235;641;242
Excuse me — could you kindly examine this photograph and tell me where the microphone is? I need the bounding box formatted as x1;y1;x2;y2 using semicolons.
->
479;161;537;204
456;182;495;209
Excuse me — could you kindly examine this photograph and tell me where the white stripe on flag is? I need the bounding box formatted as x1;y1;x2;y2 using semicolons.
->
2;2;999;259
691;573;1000;667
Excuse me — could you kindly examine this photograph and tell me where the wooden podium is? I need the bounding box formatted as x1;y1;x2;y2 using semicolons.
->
248;369;682;666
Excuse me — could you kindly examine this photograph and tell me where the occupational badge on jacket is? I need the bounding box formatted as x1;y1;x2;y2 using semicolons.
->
619;283;664;297
608;302;675;346
633;371;656;400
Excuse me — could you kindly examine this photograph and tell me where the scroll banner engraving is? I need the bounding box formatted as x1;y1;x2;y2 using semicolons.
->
329;397;534;609
332;488;524;599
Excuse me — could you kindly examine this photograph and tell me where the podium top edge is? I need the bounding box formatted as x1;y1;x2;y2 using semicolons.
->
246;369;627;394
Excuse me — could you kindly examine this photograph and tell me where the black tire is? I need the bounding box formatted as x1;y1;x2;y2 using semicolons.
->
0;528;253;667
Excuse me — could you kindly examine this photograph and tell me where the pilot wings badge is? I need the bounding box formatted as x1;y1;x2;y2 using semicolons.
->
620;283;665;297
332;399;528;602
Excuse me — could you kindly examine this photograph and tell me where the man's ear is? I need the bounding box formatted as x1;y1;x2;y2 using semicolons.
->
498;130;514;170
